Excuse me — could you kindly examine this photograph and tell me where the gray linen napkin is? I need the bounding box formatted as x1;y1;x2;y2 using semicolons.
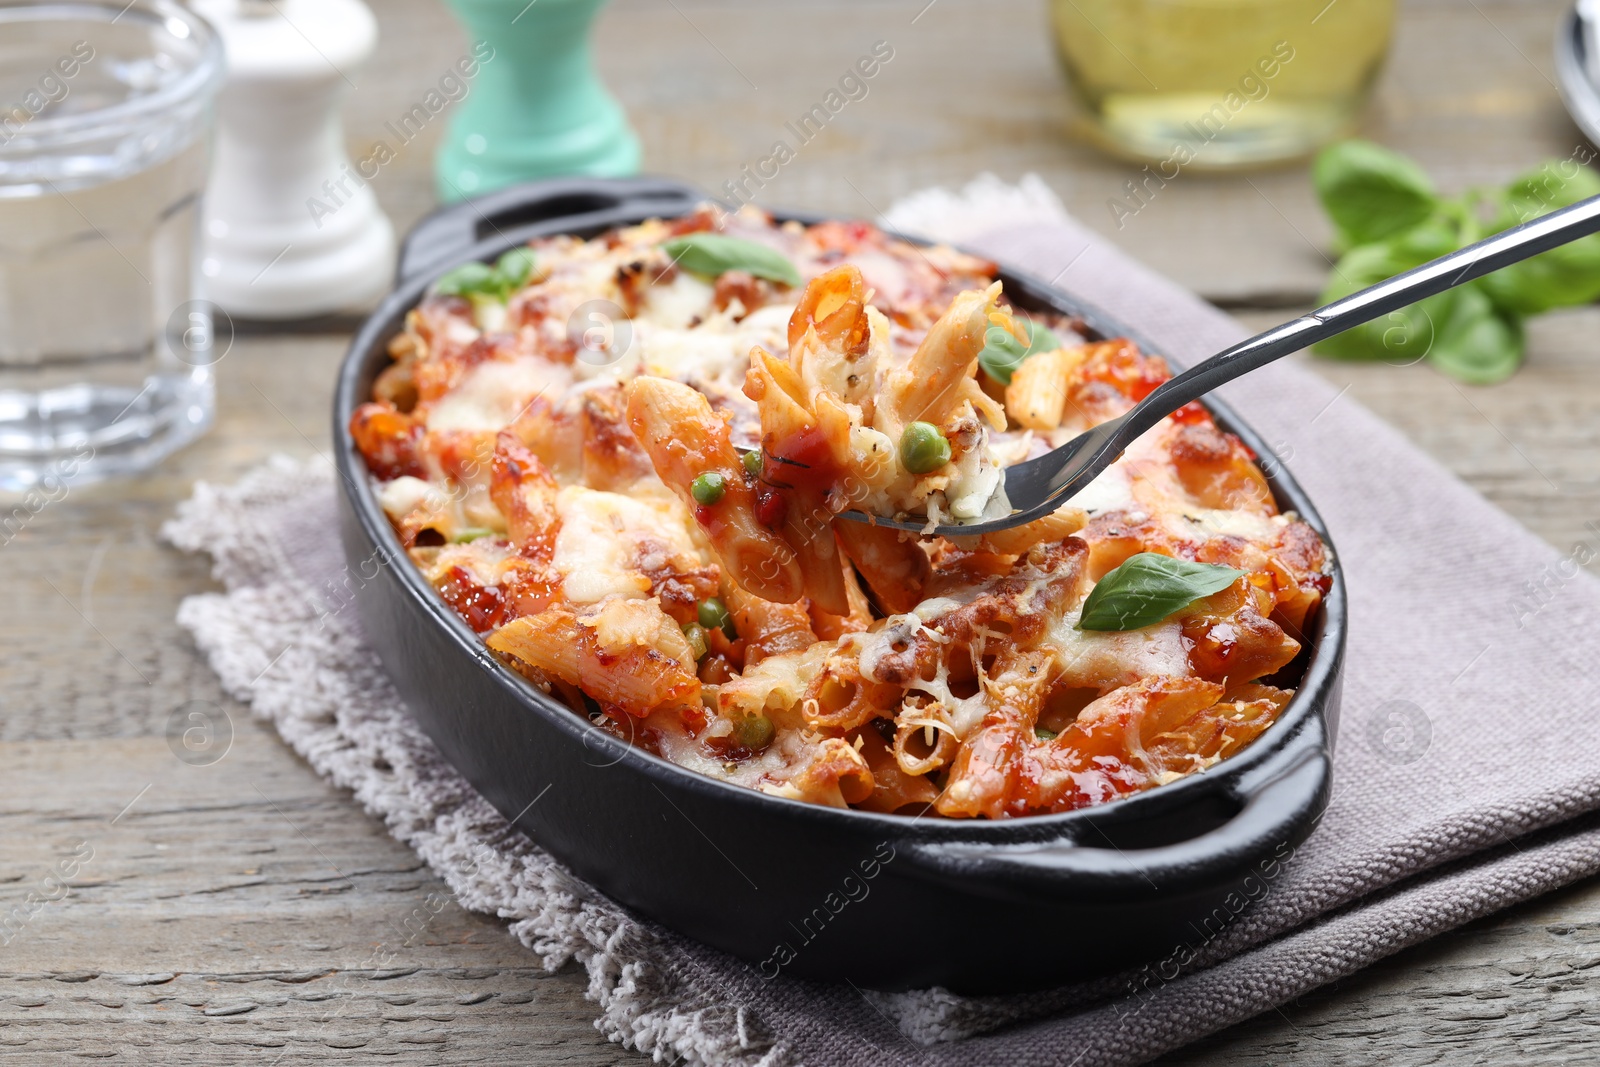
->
163;199;1600;1067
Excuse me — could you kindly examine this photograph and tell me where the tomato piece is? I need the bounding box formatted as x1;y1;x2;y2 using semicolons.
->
755;486;787;527
349;402;425;480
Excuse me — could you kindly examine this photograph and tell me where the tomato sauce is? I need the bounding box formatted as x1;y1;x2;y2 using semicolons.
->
762;425;842;496
437;565;507;632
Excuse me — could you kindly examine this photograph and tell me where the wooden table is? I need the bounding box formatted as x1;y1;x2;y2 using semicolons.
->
5;0;1597;1062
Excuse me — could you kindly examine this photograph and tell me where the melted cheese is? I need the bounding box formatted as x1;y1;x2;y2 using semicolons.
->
420;539;512;589
550;486;700;603
1169;505;1286;543
638;271;716;328
847;612;992;739
650;706;818;789
378;475;440;519
639;302;792;386
427;358;573;433
1066;462;1135;516
1046;608;1192;690
945;445;1008;521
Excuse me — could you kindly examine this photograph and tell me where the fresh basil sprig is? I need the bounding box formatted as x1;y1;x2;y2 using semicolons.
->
1314;139;1437;248
1076;553;1246;632
978;316;1062;384
1311;140;1600;383
661;233;802;287
433;246;540;303
1477;167;1600;315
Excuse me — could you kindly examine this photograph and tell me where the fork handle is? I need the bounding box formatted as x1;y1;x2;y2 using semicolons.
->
1128;192;1600;434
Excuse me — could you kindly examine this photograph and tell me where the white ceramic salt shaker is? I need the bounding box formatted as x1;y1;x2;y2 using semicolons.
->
194;0;395;318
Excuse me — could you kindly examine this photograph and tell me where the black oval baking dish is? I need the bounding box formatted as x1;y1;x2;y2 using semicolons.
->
334;177;1346;994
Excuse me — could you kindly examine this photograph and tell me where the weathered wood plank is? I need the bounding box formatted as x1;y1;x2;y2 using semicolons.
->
0;735;629;1065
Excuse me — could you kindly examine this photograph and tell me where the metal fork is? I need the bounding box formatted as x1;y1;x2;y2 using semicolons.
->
840;192;1600;537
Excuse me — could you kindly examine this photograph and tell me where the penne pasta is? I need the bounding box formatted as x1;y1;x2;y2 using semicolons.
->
580;382;655;491
724;583;816;667
490;431;560;557
945;507;1089;556
800;650;900;732
808;561;874;641
1004;344;1089;431
488;599;702;722
853;728;939;814
623;376;805;603
890;283;1008;427
833;520;930;614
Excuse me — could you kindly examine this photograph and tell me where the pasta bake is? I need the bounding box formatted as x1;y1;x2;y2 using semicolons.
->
350;207;1333;818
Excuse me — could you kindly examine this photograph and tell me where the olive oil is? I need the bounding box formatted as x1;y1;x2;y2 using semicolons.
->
1050;0;1395;168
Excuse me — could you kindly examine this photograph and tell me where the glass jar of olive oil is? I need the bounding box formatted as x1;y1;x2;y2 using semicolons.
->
1050;0;1395;169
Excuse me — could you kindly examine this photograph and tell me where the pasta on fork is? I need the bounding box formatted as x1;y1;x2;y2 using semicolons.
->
351;206;1333;817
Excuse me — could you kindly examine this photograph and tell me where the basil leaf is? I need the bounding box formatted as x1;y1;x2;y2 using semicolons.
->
1427;282;1524;384
978;317;1062;384
1479;166;1600;314
1478;239;1600;315
1312;243;1454;364
1389;212;1463;262
1323;241;1421;292
1313;140;1437;248
433;246;540;303
1501;160;1600;221
978;326;1028;381
662;233;802;287
1076;553;1247;632
495;246;539;291
1313;294;1454;364
433;261;501;298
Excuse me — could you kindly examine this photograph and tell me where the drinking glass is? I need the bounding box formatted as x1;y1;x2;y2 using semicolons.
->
1050;0;1395;169
0;0;224;490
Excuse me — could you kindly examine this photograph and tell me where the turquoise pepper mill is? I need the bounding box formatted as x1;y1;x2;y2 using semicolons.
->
436;0;640;201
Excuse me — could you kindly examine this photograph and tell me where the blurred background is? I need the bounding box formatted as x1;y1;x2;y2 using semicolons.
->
356;0;1524;304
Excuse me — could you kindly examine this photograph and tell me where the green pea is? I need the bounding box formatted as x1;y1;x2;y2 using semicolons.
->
1035;725;1059;741
452;527;495;543
691;471;726;505
681;622;709;662
732;714;775;752
742;449;762;478
698;597;737;639
899;421;952;474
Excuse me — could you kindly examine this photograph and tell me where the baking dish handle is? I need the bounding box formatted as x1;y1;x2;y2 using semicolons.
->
396;176;707;286
895;748;1330;904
